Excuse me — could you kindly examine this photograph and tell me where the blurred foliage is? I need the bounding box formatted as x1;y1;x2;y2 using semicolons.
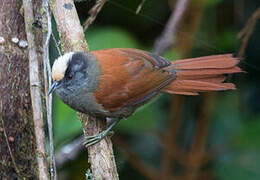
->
193;0;223;7
52;94;81;147
86;27;140;50
50;0;260;179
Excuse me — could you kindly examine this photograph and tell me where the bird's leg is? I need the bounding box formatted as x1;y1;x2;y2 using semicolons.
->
84;118;120;148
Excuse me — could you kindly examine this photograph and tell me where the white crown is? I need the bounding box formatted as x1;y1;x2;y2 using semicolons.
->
51;52;74;81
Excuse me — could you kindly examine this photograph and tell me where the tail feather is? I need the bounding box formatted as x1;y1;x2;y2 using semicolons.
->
163;54;243;95
173;54;239;69
185;75;226;83
176;66;242;77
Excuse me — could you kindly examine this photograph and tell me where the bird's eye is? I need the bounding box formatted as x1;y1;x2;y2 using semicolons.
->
68;74;74;80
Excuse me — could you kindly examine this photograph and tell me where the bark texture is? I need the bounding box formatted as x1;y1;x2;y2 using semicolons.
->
0;0;38;179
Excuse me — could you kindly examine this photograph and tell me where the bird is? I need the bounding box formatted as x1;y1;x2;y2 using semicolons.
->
48;48;242;147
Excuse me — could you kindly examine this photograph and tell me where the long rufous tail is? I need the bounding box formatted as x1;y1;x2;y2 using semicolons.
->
163;54;243;95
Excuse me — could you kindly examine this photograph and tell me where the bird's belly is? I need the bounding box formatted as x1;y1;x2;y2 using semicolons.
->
56;85;139;119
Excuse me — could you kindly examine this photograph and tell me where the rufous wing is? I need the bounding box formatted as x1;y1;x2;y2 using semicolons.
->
92;48;175;112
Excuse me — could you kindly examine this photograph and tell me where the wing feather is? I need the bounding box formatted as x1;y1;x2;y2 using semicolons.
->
92;48;175;111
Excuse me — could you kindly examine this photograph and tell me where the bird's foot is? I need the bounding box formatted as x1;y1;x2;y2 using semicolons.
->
84;131;114;148
84;118;120;148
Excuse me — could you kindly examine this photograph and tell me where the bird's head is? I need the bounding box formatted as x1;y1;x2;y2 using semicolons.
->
48;52;100;96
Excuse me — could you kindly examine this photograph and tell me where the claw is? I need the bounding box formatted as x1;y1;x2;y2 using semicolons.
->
84;118;120;148
84;130;109;147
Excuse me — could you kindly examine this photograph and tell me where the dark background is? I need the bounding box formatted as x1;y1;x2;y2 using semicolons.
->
50;0;260;179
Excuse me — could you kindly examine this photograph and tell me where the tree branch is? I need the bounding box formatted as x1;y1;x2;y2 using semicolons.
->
23;0;49;179
160;95;183;179
152;0;207;179
136;0;146;14
83;0;108;31
51;0;118;179
115;135;162;180
42;0;57;179
238;7;260;57
182;94;214;180
56;135;85;168
153;0;191;55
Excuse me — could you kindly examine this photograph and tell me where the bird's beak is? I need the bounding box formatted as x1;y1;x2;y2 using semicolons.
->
48;81;59;95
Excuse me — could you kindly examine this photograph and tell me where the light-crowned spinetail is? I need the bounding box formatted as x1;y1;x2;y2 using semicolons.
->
48;48;242;147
